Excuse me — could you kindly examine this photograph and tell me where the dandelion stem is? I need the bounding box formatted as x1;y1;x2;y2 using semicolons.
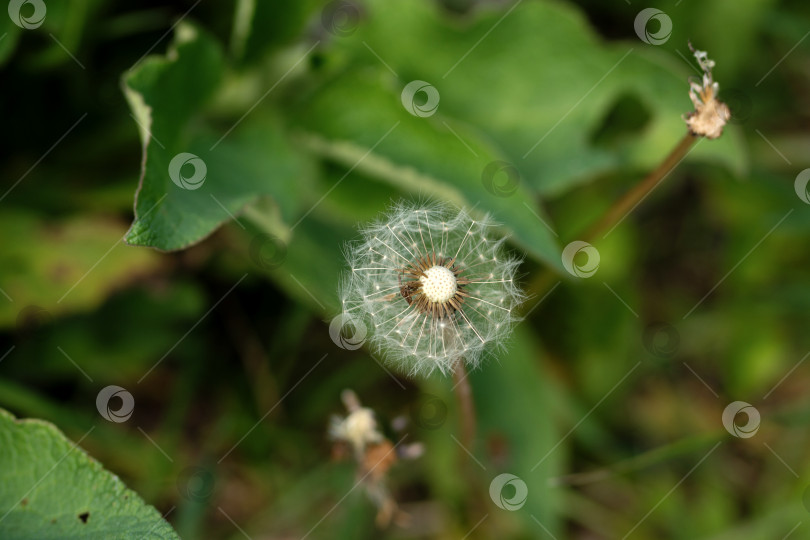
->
452;360;477;450
582;132;697;242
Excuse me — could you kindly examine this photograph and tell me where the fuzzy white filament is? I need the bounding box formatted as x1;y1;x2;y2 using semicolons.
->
339;202;525;377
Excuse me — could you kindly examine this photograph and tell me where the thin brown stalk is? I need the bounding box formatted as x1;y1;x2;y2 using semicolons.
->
582;132;697;242
452;360;476;450
525;132;698;301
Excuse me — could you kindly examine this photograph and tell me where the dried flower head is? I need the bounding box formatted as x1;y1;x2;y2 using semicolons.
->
329;389;383;460
339;201;524;376
684;44;730;139
328;389;423;527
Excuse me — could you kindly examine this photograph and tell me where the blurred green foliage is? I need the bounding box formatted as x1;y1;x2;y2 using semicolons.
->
1;0;810;538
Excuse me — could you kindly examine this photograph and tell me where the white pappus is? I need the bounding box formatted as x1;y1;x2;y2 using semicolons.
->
339;201;525;377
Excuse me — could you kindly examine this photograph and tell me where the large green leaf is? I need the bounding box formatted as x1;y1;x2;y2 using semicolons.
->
230;0;322;62
0;211;161;328
123;23;310;251
469;325;562;536
325;0;745;196
0;409;178;539
241;209;351;315
292;68;564;270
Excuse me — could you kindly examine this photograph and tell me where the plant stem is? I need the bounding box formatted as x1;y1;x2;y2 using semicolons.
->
524;132;698;302
582;132;697;242
452;361;477;451
548;432;721;487
451;360;488;527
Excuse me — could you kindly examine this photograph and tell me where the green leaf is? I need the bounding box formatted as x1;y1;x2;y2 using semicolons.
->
327;0;746;196
0;409;178;539
123;23;310;251
293;68;564;270
230;0;322;62
238;207;350;315
0;211;161;328
469;326;562;536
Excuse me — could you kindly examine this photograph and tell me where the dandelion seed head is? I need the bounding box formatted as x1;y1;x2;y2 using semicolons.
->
420;265;458;303
339;201;525;377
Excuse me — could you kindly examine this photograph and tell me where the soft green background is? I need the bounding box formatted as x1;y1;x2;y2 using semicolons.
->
1;0;809;538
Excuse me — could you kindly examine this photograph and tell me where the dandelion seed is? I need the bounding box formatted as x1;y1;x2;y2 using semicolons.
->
339;201;524;376
684;44;730;139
